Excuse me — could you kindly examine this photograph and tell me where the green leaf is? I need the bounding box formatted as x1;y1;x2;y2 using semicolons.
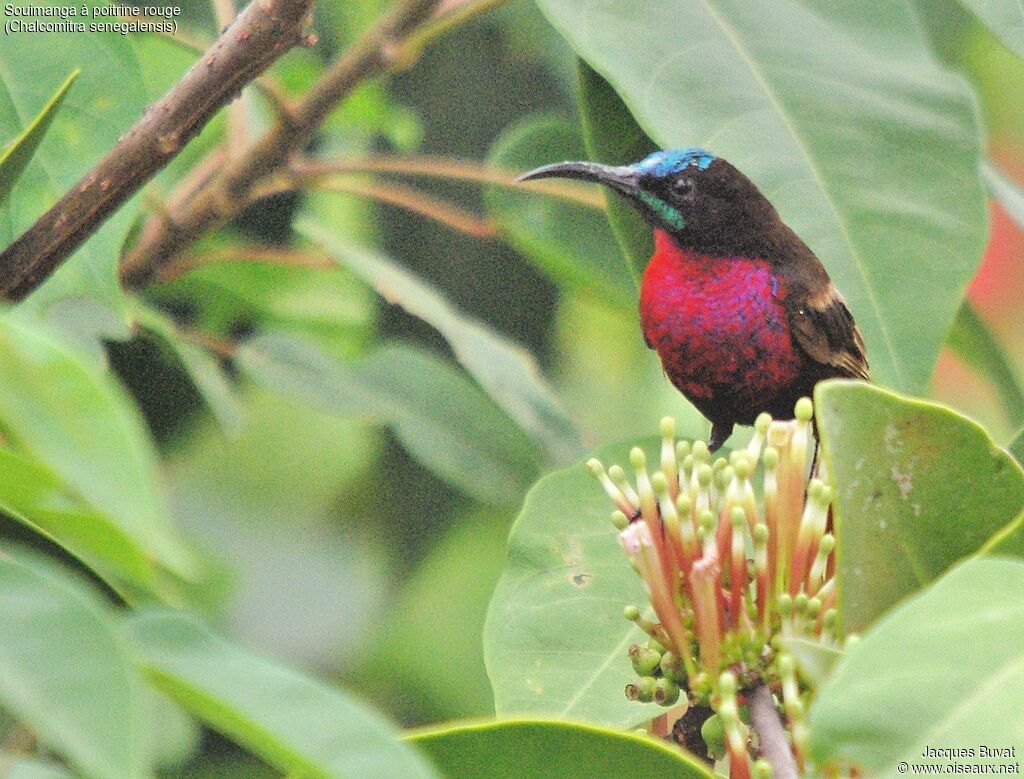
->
0;316;198;580
808;557;1024;774
0;554;147;779
484;439;660;727
0;70;78;208
957;1;1024;59
296;218;584;465
0;5;147;314
483;115;635;305
124;610;440;779
577;60;657;279
947;300;1024;428
0;447;158;594
238;335;539;507
983;158;1024;231
410;719;713;778
534;0;988;393
815;380;1024;632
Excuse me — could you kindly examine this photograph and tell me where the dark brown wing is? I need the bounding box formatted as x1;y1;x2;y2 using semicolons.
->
787;282;869;380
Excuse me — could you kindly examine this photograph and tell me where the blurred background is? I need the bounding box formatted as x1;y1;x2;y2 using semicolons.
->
87;1;1024;774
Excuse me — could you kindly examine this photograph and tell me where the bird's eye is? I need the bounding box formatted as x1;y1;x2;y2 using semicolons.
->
671;177;695;201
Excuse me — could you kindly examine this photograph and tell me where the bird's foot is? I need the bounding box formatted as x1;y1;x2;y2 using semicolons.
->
708;421;733;453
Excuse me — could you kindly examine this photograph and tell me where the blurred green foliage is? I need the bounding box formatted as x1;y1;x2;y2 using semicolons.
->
0;0;1021;774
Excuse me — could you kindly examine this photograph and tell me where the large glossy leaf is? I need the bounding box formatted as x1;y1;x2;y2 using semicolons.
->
484;439;660;727
577;61;657;279
0;3;146;312
538;0;987;393
124;610;440;779
0;316;197;579
483;115;635;305
957;1;1024;59
809;557;1024;774
296;218;584;465
238;335;539;507
0;70;77;207
410;719;713;778
0;554;147;779
815;380;1024;632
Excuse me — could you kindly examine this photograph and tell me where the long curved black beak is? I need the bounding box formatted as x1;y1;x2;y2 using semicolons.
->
517;161;640;197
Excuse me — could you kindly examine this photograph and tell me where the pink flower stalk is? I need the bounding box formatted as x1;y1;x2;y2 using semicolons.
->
588;398;842;773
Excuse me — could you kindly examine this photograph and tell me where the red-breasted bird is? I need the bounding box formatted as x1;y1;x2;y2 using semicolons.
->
519;148;868;452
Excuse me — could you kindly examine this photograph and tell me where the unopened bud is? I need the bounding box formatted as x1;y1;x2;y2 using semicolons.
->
754;412;772;435
715;465;734;490
654;677;680;706
629;643;662;676
659;416;676;440
795;397;813;421
659;651;686;683
697;463;713;487
730;506;746;528
817;534;836;557
733;454;752;481
629;447;647;471
753;523;769;546
634;675;657;703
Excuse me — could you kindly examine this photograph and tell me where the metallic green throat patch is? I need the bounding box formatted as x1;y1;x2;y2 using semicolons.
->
636;191;685;231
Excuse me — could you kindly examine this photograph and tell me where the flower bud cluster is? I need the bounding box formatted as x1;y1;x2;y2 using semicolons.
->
589;400;840;773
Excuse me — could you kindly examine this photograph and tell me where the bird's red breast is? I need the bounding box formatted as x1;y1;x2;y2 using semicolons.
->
639;230;807;424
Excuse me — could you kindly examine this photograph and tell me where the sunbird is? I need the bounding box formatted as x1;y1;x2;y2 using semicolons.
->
520;148;868;451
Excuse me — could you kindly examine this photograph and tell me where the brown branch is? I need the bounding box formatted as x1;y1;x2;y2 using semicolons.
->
0;0;315;301
748;684;799;779
119;0;445;291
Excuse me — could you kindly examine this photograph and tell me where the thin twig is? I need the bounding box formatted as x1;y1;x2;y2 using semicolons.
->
0;0;315;301
119;0;446;290
748;684;799;779
290;155;605;208
316;177;498;238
